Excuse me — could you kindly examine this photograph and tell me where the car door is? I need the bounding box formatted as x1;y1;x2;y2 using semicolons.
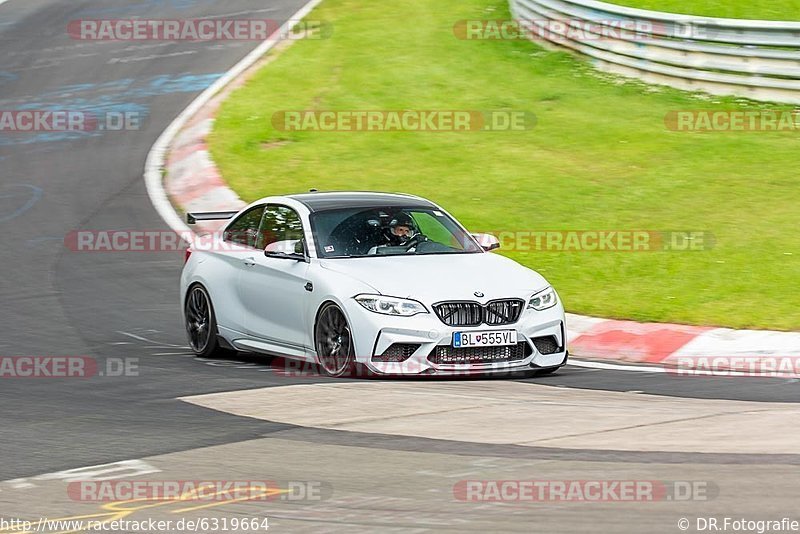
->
239;204;311;353
207;204;265;335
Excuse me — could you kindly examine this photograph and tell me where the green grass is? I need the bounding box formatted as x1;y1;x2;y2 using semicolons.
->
610;0;800;20
209;0;800;330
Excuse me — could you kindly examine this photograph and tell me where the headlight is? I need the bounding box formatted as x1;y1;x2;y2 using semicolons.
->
528;287;558;311
354;294;428;316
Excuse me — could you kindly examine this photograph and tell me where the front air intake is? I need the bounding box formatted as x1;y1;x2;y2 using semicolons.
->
373;343;420;363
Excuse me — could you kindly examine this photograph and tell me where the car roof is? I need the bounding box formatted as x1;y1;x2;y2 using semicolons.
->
286;191;438;212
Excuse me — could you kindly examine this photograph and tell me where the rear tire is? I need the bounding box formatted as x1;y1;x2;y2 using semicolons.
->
315;303;355;377
185;284;234;359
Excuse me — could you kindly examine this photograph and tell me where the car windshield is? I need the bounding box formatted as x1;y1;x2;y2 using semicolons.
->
311;206;483;258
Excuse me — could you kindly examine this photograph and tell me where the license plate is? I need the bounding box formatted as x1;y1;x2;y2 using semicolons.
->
453;330;516;348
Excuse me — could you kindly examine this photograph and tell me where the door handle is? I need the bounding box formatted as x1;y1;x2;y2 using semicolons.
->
243;257;257;267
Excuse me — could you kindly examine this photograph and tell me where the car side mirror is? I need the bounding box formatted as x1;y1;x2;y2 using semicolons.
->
471;233;500;252
264;239;310;262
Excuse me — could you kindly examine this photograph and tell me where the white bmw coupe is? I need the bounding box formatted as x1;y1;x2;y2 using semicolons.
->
181;191;567;377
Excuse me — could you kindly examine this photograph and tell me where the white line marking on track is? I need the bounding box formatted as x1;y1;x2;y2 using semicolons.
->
1;460;160;492
117;330;187;348
569;357;797;378
108;50;197;64
32;459;159;483
3;479;35;490
205;8;278;18
144;0;326;235
568;358;666;373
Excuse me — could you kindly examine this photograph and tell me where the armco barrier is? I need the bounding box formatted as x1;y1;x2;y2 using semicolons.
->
508;0;800;104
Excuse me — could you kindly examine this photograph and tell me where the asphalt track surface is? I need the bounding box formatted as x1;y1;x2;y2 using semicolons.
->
0;1;798;532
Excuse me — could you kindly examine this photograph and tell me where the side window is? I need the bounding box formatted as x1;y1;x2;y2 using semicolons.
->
223;205;265;247
412;212;464;250
259;205;305;253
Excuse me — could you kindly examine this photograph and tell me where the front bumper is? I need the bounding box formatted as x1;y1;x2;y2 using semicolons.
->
343;299;568;376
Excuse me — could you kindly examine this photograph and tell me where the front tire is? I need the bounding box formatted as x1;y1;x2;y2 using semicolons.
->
185;284;232;359
315;303;355;377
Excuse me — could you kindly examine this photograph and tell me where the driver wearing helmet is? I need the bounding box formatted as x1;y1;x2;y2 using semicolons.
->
367;212;419;255
383;213;416;246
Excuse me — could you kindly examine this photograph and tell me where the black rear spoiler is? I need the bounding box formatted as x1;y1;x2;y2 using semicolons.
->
186;211;239;225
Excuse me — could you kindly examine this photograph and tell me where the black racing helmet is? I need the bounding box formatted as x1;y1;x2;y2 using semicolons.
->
385;212;417;245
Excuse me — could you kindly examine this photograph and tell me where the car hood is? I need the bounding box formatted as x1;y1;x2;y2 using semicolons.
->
319;252;549;303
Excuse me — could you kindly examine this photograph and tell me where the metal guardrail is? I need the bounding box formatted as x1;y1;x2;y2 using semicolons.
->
508;0;800;104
